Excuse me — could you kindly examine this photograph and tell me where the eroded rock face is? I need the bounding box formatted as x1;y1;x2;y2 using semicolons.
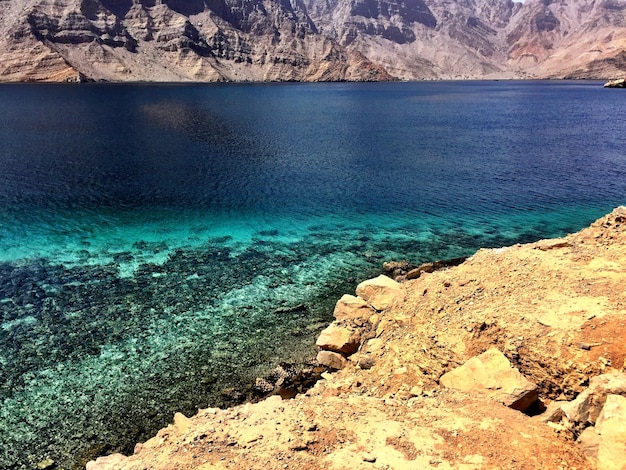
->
561;372;626;429
345;0;437;44
0;0;393;82
1;0;626;81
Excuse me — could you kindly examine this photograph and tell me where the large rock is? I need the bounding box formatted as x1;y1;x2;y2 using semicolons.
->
316;323;361;355
576;426;600;467
316;350;347;370
561;372;626;427
595;394;626;470
333;294;375;321
604;78;626;88
355;275;402;311
439;348;538;412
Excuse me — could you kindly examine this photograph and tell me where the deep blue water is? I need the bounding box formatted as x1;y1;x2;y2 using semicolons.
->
0;81;625;469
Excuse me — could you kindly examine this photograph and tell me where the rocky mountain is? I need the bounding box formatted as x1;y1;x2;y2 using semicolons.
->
0;0;624;82
0;0;394;82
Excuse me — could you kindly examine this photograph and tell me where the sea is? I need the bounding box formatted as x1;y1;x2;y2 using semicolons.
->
0;80;624;469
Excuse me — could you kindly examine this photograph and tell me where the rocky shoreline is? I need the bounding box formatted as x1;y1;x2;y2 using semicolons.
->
88;208;626;469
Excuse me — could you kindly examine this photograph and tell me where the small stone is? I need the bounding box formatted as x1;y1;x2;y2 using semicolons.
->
406;268;423;280
358;356;375;370
368;313;380;327
36;459;55;470
406;258;466;279
362;453;377;462
86;454;127;470
536;400;567;423
254;377;275;394
576;427;600;465
535;240;571;251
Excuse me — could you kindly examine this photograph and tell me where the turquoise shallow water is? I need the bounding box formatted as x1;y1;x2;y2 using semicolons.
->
0;81;625;469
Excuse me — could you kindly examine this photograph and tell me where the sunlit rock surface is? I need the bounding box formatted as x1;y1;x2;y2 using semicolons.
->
1;0;626;82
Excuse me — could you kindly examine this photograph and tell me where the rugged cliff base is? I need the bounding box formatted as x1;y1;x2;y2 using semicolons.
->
1;0;625;83
87;207;626;469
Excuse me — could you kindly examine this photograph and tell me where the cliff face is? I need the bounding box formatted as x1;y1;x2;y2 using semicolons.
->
304;0;626;79
507;0;626;78
0;0;393;82
0;1;624;80
0;0;625;82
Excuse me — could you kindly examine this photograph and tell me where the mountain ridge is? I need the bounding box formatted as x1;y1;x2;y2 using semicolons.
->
0;0;624;82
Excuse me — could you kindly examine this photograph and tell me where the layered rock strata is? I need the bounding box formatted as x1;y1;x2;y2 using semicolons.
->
87;207;626;469
1;0;626;82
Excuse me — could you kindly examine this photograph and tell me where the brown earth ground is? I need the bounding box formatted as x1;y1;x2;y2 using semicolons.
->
88;208;626;470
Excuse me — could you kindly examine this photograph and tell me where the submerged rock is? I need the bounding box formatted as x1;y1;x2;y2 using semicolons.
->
382;260;416;280
406;257;467;280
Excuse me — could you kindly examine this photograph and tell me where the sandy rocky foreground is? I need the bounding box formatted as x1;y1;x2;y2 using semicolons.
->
88;208;626;470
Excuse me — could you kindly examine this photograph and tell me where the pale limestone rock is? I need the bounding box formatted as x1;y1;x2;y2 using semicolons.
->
595;394;626;470
355;275;402;311
576;426;600;466
173;412;192;432
439;348;538;412
333;294;375;321
604;78;626;88
317;350;347;370
85;453;127;470
316;323;361;355
561;372;626;427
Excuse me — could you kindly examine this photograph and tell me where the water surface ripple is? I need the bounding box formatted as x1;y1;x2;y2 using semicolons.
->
0;81;624;469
